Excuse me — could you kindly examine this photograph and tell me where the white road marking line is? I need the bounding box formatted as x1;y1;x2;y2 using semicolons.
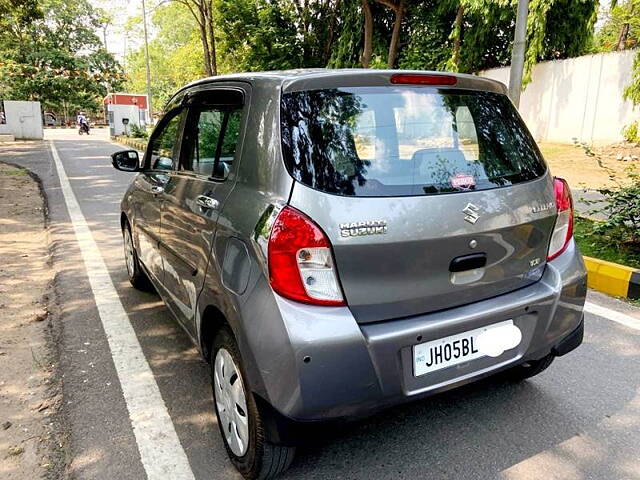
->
50;141;196;480
585;301;640;331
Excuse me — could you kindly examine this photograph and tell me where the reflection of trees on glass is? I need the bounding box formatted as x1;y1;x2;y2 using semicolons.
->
441;92;545;188
281;89;370;196
281;87;545;197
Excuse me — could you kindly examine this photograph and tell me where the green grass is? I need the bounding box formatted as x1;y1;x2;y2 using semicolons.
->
574;216;640;269
0;168;28;176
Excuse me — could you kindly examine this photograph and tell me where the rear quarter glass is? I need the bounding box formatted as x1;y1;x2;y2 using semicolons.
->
280;86;546;197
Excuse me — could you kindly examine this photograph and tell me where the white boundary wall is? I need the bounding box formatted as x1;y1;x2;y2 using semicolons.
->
480;50;639;144
0;101;43;139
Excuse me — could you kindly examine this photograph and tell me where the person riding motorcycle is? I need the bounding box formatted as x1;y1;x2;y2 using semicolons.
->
77;112;90;134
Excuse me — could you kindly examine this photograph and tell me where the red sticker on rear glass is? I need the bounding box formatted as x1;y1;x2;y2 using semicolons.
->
450;173;476;190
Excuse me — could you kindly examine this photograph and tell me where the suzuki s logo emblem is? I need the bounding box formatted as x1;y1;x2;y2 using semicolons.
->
462;203;480;224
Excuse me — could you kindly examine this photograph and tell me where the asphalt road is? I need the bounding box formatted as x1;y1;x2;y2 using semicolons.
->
3;128;640;480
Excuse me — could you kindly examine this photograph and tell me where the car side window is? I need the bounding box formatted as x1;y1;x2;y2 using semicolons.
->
181;106;242;179
149;110;184;170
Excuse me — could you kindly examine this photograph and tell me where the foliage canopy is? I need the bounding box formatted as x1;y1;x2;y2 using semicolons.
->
0;0;125;117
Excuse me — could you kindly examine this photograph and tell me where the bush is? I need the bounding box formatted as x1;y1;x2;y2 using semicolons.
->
129;123;149;139
589;165;640;249
623;122;639;144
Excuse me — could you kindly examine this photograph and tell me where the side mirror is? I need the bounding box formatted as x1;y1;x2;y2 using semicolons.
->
112;150;141;172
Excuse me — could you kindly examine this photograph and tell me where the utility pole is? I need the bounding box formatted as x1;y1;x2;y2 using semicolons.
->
508;0;529;108
141;0;153;124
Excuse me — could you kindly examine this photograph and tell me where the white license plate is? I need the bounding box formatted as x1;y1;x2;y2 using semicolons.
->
413;320;518;377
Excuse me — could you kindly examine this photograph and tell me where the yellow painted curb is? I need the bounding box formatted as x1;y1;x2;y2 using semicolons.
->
583;256;640;299
111;136;147;152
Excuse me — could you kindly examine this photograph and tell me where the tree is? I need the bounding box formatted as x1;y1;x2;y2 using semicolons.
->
372;0;405;67
0;0;41;25
361;0;373;67
96;8;114;51
0;0;125;118
595;0;638;51
614;0;637;50
174;0;218;76
117;0;598;104
391;0;596;80
125;2;205;108
215;0;342;72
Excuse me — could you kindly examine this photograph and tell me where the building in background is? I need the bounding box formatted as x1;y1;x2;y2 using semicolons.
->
103;93;149;136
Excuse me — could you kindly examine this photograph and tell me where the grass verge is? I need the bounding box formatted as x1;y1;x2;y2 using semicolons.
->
574;216;640;269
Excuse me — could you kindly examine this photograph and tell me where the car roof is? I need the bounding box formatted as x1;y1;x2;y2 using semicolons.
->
177;68;507;97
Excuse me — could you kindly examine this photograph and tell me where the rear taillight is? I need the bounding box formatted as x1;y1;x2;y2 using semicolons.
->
268;206;345;306
390;73;457;86
547;177;574;261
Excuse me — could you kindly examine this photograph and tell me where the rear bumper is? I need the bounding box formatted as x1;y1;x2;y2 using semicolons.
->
248;239;587;423
553;317;584;357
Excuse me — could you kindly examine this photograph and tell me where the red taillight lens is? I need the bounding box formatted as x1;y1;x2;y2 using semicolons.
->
547;177;574;261
268;206;345;306
390;74;457;86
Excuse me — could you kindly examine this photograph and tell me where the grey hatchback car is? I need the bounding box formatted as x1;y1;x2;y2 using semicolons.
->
112;70;587;479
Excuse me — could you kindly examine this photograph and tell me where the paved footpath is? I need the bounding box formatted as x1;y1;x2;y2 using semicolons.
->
2;128;640;480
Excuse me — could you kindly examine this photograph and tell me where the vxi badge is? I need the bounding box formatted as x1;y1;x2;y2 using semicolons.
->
340;220;388;237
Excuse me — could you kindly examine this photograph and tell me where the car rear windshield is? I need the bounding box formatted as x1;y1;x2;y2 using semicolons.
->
280;86;546;196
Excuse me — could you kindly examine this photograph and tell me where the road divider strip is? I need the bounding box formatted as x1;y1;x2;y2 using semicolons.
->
583;256;640;300
49;141;196;480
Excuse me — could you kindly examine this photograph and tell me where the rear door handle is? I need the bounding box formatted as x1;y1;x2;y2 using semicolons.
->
196;195;219;210
150;185;164;195
449;253;487;272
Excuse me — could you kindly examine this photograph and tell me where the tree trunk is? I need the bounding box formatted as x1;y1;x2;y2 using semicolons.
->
197;7;213;76
614;3;635;51
615;22;631;50
324;0;341;64
361;0;373;67
387;0;404;68
204;1;217;75
451;4;464;70
178;0;216;76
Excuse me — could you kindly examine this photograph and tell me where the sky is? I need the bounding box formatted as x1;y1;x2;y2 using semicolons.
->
91;0;145;60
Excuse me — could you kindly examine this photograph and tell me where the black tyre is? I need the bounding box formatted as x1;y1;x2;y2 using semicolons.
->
122;222;153;291
212;327;295;480
505;354;554;382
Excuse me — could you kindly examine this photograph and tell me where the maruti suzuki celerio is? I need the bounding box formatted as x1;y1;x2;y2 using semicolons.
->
111;70;587;479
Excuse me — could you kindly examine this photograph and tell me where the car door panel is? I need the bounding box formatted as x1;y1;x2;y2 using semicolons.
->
159;88;247;335
133;172;169;284
132;108;185;285
160;174;219;336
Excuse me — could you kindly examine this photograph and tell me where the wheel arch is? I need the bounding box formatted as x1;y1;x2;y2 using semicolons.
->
199;304;230;362
120;211;129;231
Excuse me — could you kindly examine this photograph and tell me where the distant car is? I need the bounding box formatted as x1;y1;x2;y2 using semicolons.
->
112;70;587;479
44;112;57;126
